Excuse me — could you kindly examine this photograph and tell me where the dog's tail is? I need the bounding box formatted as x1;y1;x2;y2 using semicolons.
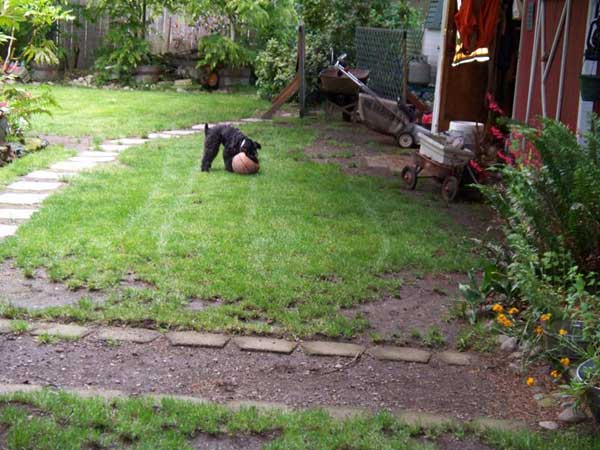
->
204;123;209;135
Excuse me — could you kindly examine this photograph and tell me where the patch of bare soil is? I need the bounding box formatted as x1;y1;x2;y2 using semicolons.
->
436;435;494;450
0;335;549;425
349;272;467;348
41;135;93;153
0;260;105;310
192;433;270;450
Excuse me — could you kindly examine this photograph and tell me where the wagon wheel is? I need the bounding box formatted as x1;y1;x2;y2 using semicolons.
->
397;133;415;149
401;165;418;190
441;176;459;202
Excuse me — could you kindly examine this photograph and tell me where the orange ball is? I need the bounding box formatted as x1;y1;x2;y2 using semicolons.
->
232;153;260;175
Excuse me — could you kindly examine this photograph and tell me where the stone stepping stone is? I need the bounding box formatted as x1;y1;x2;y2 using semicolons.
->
116;138;149;146
31;323;90;339
241;118;267;123
66;387;126;400
397;410;457;428
51;161;97;172
0;209;37;220
166;331;229;348
147;132;175;139
25;170;74;181
191;124;208;130
226;400;290;412
69;156;116;163
471;417;526;431
301;341;365;357
99;144;130;152
437;351;473;366
1;224;20;238
233;337;297;354
0;193;49;205
79;151;119;158
96;326;160;344
162;130;198;136
367;346;432;364
7;181;62;192
0;319;13;334
0;384;42;395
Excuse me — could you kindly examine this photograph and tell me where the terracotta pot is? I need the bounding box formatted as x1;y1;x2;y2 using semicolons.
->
134;65;162;83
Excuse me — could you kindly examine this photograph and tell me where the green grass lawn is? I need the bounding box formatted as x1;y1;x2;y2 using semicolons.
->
0;146;75;188
0;119;474;337
0;390;597;450
28;86;269;139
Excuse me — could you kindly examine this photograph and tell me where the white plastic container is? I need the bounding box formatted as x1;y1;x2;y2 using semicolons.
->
418;133;474;166
448;121;483;149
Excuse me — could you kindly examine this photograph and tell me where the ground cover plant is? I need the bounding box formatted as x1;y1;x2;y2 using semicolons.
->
0;389;598;450
0;145;74;188
26;86;269;139
0;119;472;337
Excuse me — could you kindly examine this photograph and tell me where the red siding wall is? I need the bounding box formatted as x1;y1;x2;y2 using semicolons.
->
513;0;589;129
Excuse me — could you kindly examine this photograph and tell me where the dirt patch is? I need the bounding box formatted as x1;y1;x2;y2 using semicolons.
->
349;272;468;348
436;435;494;450
192;433;270;450
41;135;93;153
0;260;105;310
0;335;549;425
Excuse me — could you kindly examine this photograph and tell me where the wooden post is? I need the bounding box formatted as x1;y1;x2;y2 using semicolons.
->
298;24;306;118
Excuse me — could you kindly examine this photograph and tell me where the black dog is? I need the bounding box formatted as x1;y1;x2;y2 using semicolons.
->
201;124;261;172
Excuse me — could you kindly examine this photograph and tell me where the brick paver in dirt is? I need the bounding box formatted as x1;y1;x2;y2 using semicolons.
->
96;327;161;343
0;192;49;205
233;337;297;354
0;384;42;395
226;400;290;412
66;387;126;400
368;346;432;363
6;181;63;192
166;331;229;348
31;323;90;339
0;319;12;334
437;351;473;366
397;410;459;428
301;341;365;357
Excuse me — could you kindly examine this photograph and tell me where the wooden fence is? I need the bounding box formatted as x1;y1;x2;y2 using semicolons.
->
57;1;208;70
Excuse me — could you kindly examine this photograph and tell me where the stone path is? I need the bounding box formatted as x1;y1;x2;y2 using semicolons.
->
0;382;524;431
0;318;474;367
0;119;262;240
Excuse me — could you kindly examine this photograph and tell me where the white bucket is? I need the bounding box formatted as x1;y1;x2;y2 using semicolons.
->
449;121;483;149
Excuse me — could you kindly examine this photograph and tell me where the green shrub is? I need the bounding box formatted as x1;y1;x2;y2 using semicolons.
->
197;35;254;72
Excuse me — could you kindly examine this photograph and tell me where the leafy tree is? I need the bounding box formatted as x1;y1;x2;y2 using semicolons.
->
0;0;73;70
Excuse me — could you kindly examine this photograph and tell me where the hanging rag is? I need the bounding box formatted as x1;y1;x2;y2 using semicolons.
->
454;0;502;54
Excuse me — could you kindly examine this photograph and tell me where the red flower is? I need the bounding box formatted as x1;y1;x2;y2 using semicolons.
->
486;92;506;116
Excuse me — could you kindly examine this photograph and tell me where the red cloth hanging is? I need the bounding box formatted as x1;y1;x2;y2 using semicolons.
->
454;0;502;54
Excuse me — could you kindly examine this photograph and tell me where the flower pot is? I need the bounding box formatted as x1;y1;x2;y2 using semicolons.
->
580;75;600;101
30;63;60;82
134;65;162;84
576;359;600;423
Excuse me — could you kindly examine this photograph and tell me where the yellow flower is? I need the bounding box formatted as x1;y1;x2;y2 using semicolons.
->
540;313;552;322
492;304;504;313
560;357;571;368
550;370;561;379
526;377;535;387
496;314;513;327
534;326;544;336
508;307;519;315
558;329;568;337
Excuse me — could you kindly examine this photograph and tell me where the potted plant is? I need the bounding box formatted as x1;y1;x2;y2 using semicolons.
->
580;74;600;101
573;357;600;423
134;54;163;84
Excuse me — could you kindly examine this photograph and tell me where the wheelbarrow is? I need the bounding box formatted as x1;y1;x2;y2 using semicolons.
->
319;66;370;122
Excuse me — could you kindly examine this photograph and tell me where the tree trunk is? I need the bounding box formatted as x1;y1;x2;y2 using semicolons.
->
228;16;237;42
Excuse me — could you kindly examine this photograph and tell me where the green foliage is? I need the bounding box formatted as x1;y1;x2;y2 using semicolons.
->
0;85;56;138
255;38;296;99
0;0;73;67
197;35;254;71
